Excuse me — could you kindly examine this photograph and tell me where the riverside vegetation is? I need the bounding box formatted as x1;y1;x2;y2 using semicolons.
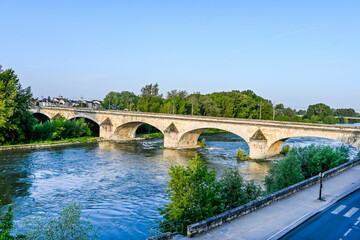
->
0;65;97;146
0;202;98;239
102;83;359;124
159;145;350;235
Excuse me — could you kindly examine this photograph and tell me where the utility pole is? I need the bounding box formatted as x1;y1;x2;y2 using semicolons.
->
273;102;276;120
80;95;84;109
172;99;176;114
259;102;264;120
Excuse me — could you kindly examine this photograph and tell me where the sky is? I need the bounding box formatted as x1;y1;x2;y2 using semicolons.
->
1;0;359;110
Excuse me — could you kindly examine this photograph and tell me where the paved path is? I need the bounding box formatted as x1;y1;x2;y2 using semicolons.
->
176;165;360;240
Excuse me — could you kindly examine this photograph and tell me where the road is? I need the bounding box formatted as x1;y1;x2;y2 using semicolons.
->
281;189;360;240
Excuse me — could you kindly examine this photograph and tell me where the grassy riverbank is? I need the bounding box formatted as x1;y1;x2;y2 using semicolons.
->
0;137;99;150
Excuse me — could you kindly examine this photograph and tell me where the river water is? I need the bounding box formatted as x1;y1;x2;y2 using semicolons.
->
0;132;359;239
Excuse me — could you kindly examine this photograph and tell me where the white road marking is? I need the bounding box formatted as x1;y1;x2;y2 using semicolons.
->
344;207;359;218
331;205;347;215
344;228;352;236
355;221;360;226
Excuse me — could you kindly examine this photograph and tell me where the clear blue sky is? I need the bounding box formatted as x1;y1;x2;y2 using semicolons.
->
1;0;359;110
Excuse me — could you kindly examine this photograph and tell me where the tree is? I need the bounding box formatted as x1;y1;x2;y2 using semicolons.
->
305;103;333;120
264;152;304;193
220;167;262;211
159;154;223;233
0;66;35;144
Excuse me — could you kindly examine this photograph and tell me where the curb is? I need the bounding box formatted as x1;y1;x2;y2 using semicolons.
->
267;185;360;240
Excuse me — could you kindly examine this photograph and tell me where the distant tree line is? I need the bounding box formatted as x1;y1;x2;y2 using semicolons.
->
101;83;359;124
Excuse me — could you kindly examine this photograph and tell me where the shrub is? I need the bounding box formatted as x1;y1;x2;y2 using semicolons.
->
197;138;207;148
236;147;249;160
23;202;98;240
265;145;350;193
159;154;223;234
291;144;349;179
220;167;262;211
264;152;304;194
0;203;14;239
280;145;290;155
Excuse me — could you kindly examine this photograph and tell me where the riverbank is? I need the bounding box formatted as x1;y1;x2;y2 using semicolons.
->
0;137;100;151
175;158;360;240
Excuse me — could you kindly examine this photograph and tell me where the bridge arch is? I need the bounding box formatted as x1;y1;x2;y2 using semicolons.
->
178;127;249;151
32;112;51;123
112;121;164;141
68;116;100;137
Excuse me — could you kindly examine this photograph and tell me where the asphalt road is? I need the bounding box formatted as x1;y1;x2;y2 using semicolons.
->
281;189;360;240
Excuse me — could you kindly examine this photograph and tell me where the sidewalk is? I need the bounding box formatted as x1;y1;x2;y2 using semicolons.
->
176;165;360;240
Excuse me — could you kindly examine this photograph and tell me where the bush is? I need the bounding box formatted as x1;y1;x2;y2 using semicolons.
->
197;138;207;148
265;145;350;193
291;144;349;179
264;152;304;194
0;202;14;239
23;202;98;240
220;167;262;211
32;117;92;141
280;145;290;155
159;154;223;234
236;147;249;160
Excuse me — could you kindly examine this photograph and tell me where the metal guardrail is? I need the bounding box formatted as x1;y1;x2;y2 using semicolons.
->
149;220;183;237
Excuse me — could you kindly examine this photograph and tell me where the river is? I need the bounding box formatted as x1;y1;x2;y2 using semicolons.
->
0;131;359;239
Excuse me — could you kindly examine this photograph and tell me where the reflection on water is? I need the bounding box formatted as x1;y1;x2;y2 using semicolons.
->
0;131;358;239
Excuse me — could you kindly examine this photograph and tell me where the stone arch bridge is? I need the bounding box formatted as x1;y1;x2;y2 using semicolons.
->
31;107;360;159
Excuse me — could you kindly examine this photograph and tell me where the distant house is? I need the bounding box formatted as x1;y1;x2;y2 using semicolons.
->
37;97;103;109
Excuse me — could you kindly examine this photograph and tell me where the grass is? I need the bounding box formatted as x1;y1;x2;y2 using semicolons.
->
0;137;99;148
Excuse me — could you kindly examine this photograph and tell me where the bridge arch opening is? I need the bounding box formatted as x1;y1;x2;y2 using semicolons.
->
33;113;50;123
68;117;100;137
179;128;250;159
268;137;359;159
113;122;163;141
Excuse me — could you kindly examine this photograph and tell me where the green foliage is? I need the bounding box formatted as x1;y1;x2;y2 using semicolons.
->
236;147;249;160
197;139;207;148
265;145;349;193
0;66;36;144
220;167;263;211
32;117;92;141
0;202;14;239
139;132;163;139
264;152;304;194
280;145;290;155
102;91;138;110
334;108;358;117
159;154;223;234
290;144;349;179
23;202;98;240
